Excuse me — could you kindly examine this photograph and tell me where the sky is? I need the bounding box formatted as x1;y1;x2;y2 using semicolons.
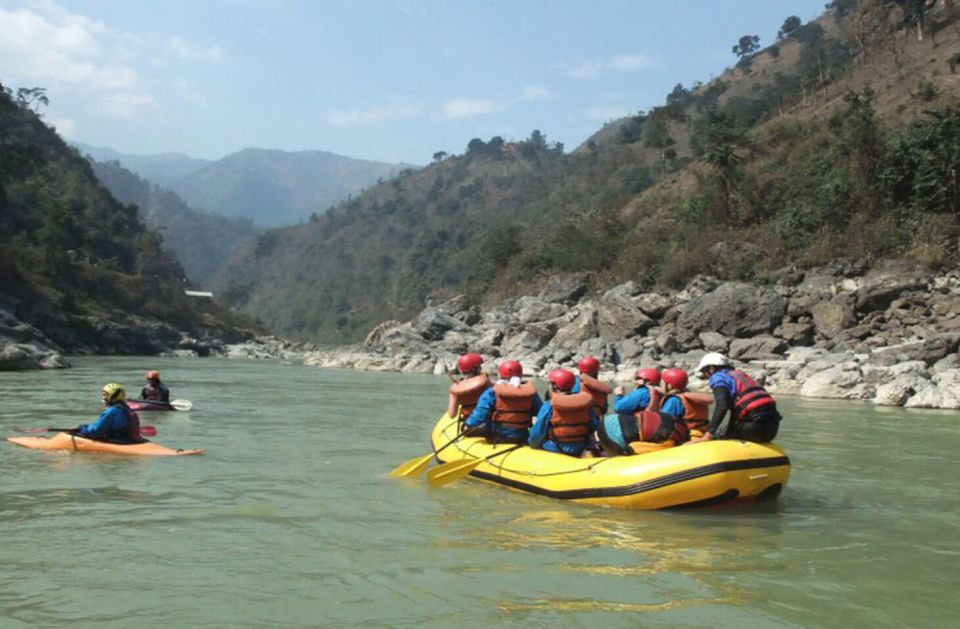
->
1;0;829;165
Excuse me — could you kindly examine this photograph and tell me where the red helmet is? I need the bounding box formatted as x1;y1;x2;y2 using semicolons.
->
577;356;600;375
635;368;661;385
498;360;523;379
146;370;160;381
661;368;688;391
548;368;576;392
457;353;484;374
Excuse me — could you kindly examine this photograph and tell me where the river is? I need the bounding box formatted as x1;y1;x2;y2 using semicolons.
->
1;356;957;627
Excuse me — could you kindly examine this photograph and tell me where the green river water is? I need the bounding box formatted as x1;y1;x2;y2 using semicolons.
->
1;356;958;627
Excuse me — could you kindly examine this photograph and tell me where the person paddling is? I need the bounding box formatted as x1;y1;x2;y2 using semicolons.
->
446;353;491;424
692;352;781;443
75;383;144;444
612;368;664;415
139;370;171;404
660;368;713;438
463;360;542;444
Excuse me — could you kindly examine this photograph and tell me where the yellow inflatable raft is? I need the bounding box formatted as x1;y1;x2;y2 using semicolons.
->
429;414;790;510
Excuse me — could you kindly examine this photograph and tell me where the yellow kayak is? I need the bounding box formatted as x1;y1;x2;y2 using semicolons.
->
7;432;205;456
429;414;790;509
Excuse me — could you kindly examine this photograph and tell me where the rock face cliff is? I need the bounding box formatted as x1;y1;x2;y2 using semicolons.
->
304;261;960;409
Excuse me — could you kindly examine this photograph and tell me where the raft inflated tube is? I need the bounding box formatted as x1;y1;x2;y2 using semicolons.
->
7;433;205;456
429;413;789;510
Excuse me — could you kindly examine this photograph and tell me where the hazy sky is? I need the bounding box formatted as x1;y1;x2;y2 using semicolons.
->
1;0;828;165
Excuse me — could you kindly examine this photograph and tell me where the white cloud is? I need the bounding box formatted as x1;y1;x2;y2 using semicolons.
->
48;116;76;136
166;36;223;62
328;103;420;126
99;92;157;117
518;85;550;101
564;53;657;79
440;98;497;119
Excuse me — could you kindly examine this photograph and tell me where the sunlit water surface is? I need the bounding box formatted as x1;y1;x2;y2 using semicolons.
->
1;356;958;627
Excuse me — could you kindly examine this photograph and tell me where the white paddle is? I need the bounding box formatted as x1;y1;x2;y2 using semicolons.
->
170;399;193;412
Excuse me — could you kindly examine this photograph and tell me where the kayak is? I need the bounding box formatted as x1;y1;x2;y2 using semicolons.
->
127;399;175;412
7;433;205;456
429;414;790;509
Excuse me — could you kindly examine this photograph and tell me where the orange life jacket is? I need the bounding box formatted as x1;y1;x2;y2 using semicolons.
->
663;391;712;432
634;409;690;445
492;381;537;430
579;373;611;418
548;392;593;444
449;374;490;421
729;370;776;419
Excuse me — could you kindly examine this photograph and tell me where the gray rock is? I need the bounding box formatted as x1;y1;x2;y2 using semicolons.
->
729;335;788;360
870;334;960;366
811;294;857;338
416;308;469;341
633;293;673;318
501;322;557;353
552;307;598;348
780;321;815;346
538;273;588;305
698;331;728;352
514;296;568;323
676;282;787;340
596;298;654;340
602;281;642;301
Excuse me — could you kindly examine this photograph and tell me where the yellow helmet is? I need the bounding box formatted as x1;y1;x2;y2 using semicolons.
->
102;383;126;404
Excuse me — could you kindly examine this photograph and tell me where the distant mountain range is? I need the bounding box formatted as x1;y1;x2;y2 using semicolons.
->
74;143;417;227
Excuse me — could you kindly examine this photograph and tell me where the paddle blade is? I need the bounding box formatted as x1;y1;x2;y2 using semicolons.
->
426;458;483;487
389;453;435;478
170;399;193;411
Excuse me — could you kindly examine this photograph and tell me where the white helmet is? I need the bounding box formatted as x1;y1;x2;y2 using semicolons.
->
696;352;730;372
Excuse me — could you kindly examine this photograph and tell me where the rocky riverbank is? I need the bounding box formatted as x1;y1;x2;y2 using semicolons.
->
302;260;960;410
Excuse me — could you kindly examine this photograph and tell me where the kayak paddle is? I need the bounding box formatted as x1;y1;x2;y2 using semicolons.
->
13;426;158;437
426;442;526;488
390;431;470;478
170;399;193;411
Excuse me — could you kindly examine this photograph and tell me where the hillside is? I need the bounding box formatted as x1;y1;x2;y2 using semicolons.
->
214;0;960;344
166;148;417;227
89;160;260;285
0;83;253;352
73;142;212;183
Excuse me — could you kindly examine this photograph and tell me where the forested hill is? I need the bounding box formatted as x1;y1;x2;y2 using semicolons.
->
89;160;259;285
164;148;417;227
214;0;960;344
73;142;212;183
0;83;252;351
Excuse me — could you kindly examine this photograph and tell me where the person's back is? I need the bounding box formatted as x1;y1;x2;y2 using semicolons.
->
694;353;781;443
660;368;712;437
465;360;542;443
529;369;598;457
576;356;611;419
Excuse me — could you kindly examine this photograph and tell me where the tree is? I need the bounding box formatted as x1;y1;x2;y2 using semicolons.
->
644;116;676;174
432;151;447;162
466;138;486;156
702;111;748;221
732;35;760;58
778;16;802;38
888;0;938;42
15;87;48;113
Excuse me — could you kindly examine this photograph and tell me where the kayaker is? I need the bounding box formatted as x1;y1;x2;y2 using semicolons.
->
573;355;611;418
692;352;782;443
463;360;542;443
139;370;170;403
660;368;713;437
612;368;664;415
529;368;599;457
75;383;144;443
446;353;491;423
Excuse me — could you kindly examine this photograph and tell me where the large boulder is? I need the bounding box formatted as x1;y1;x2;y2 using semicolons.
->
800;362;869;399
513;296;568;324
810;294;857;338
552;307;598;348
729;335;788;361
415;308;469;341
538;273;588;305
676;282;787;340
596;298;654;340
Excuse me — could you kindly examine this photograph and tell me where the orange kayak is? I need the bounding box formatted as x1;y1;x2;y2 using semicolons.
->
6;432;205;456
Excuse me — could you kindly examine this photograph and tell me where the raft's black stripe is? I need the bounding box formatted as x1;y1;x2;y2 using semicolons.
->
666;489;740;509
465;456;790;501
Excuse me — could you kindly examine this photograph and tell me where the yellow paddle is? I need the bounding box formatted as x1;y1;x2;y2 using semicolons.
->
389;421;476;478
426;442;526;487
